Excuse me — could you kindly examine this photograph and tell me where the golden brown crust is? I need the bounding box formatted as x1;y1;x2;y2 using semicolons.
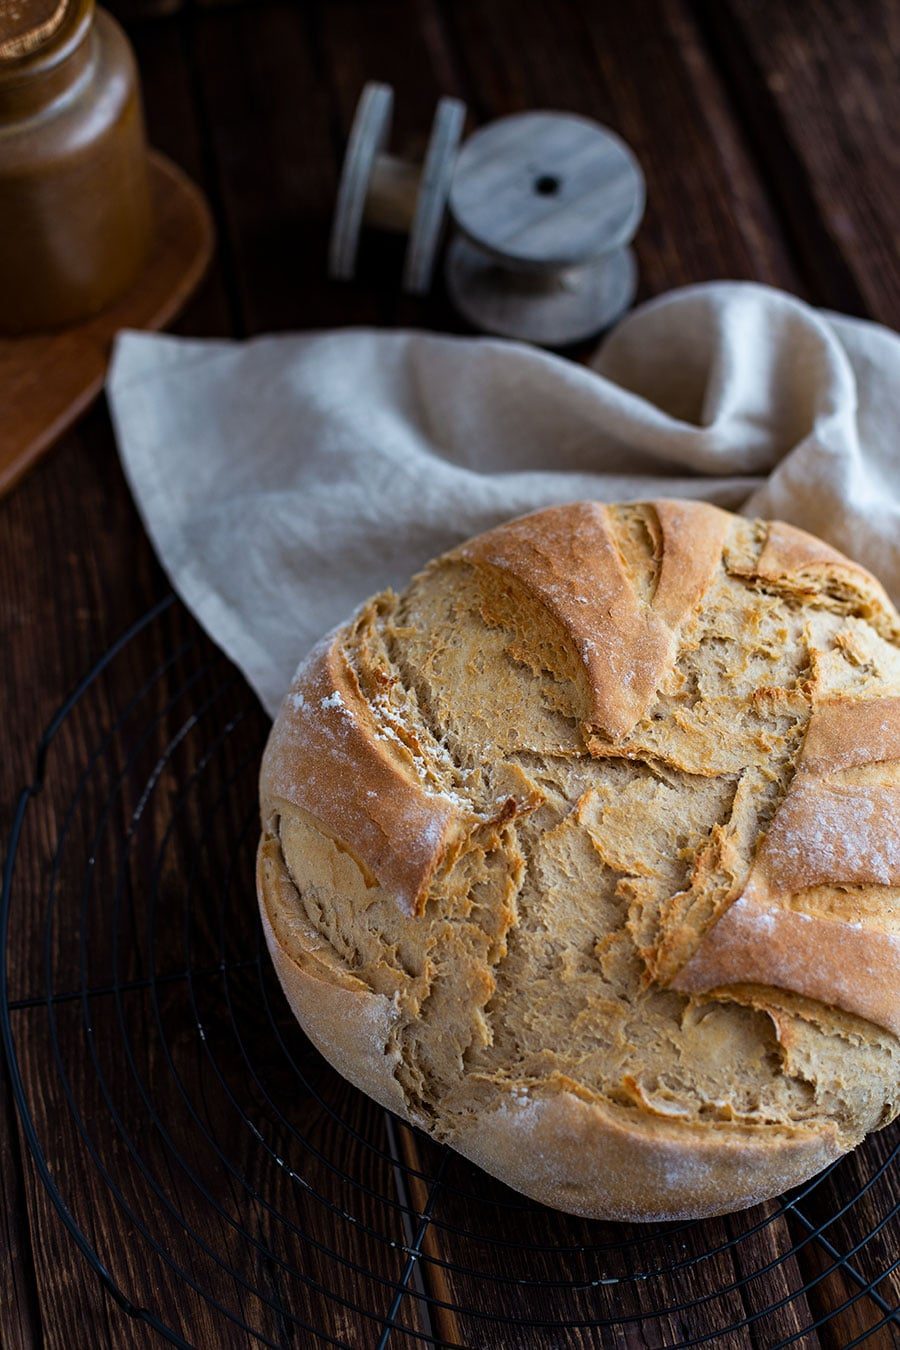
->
457;500;729;741
259;828;844;1221
448;1089;841;1222
672;897;900;1039
730;519;900;641
756;779;900;893
756;520;860;580
799;695;900;775
651;499;732;628
258;500;900;1222
459;501;670;740
257;835;409;1116
260;628;464;914
676;694;900;1030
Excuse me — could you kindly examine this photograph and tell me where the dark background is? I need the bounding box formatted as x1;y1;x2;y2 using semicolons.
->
2;1;899;1346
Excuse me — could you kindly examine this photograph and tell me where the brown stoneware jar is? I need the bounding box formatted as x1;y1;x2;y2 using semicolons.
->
0;0;152;334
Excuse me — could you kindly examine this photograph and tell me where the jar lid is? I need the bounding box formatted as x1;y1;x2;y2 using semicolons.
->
0;0;71;62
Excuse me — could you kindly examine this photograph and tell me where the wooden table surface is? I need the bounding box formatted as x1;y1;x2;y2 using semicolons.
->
2;1;899;1347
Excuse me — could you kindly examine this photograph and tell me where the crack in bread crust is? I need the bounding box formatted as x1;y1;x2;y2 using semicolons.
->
259;501;900;1219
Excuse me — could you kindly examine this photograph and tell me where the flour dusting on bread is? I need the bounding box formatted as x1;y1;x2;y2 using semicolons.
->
258;501;900;1220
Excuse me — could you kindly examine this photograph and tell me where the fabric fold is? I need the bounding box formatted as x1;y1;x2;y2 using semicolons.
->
107;281;900;717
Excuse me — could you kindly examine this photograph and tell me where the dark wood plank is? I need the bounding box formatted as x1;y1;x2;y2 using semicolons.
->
0;1066;42;1349
5;595;429;1347
439;0;802;301
785;1130;900;1350
185;0;371;336
2;0;899;1346
0;11;239;1345
128;9;238;337
0;7;437;1342
0;404;178;1350
696;0;900;326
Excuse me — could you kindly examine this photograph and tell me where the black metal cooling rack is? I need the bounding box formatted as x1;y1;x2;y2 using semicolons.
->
2;594;899;1349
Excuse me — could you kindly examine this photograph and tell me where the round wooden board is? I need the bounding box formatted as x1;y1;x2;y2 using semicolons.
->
0;150;213;497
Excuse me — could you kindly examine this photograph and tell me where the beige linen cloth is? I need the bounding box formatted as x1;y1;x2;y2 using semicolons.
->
107;282;900;718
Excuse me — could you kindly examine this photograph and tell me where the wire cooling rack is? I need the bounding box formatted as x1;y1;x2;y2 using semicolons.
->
2;595;899;1349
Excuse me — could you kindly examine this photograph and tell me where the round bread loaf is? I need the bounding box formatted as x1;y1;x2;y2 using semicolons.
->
257;500;900;1221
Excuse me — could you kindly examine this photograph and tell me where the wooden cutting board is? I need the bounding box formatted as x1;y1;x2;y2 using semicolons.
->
0;150;213;497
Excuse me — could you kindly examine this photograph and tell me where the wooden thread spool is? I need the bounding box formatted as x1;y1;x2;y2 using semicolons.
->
330;87;645;347
329;82;466;296
447;111;644;346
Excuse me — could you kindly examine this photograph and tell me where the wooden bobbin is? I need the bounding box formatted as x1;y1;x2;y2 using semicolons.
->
328;82;466;296
330;91;646;346
446;111;645;346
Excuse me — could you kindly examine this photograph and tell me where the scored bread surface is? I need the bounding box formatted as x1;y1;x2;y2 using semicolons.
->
258;500;900;1220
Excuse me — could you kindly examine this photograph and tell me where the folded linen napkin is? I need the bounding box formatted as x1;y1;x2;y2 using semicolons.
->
107;282;900;717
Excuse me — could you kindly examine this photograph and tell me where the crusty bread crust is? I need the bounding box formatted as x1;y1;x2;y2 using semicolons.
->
257;834;409;1117
673;694;900;1032
258;829;842;1221
459;499;731;740
672;899;900;1038
448;1090;840;1223
261;626;464;914
258;500;900;1220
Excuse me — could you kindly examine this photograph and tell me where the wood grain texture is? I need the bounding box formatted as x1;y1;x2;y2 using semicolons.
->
0;1069;41;1349
439;0;804;299
1;1;898;1347
697;0;900;326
